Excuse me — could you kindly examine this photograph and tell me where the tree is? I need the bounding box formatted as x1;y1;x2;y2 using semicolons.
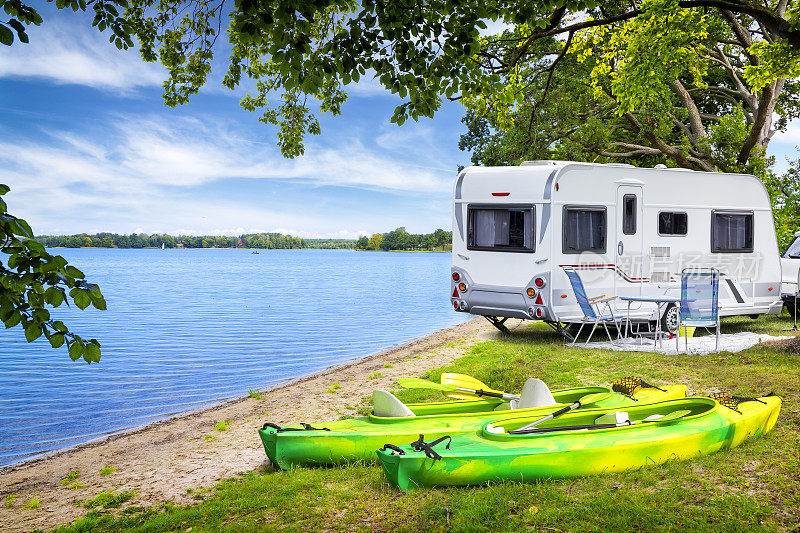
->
0;185;105;362
355;236;369;249
111;0;799;161
764;159;800;249
459;3;799;174
368;233;383;251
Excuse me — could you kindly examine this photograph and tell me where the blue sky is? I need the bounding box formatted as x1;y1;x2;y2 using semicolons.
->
1;7;798;239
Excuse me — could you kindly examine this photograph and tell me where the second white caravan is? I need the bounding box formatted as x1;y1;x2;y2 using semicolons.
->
450;161;783;336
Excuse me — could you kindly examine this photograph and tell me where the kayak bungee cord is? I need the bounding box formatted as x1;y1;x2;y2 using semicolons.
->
612;377;666;401
710;392;768;414
409;434;452;460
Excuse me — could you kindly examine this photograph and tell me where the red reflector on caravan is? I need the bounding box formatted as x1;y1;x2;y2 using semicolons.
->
453;287;459;298
491;192;510;196
535;294;543;305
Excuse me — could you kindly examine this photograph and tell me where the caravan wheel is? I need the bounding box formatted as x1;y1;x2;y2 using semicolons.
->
661;304;679;334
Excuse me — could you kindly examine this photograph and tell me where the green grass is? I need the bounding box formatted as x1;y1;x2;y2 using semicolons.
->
25;496;40;510
247;390;262;399
61;470;80;486
326;382;341;393
212;420;231;432
52;314;800;532
83;491;135;510
98;465;115;476
5;495;16;508
368;371;382;380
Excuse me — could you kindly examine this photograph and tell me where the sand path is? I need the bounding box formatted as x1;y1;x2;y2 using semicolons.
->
0;318;502;532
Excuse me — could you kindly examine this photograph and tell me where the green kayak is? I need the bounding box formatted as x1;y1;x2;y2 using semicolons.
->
377;394;781;490
259;380;686;469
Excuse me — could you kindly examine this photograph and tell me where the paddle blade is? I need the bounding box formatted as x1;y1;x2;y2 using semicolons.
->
654;409;692;422
440;372;503;398
396;378;454;392
578;392;612;406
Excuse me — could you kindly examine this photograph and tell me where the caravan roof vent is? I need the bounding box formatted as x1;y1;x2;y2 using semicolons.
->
654;164;667;169
605;163;635;168
520;160;559;166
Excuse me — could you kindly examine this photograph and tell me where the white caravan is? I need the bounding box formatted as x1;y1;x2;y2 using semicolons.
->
449;161;783;336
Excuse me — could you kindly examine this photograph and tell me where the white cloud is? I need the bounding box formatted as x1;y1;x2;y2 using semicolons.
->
0;113;456;236
0;19;165;93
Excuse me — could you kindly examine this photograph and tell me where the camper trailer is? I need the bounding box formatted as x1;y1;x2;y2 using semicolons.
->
450;161;783;336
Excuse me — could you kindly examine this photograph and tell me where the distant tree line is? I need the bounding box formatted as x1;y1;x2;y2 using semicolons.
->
34;232;356;250
355;228;451;252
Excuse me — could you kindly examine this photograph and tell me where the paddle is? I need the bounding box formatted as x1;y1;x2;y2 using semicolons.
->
510;392;610;433
511;409;692;435
396;378;520;401
440;373;504;400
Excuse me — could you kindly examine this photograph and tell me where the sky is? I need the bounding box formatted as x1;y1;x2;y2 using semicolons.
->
1;7;798;239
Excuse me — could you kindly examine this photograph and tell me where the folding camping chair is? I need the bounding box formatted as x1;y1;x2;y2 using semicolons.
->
678;268;720;353
563;267;622;346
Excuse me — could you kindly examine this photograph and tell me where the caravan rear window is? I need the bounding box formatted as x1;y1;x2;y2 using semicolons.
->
563;206;607;254
712;211;754;253
467;205;535;252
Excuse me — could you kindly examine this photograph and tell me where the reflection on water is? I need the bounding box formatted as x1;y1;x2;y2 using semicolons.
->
0;248;466;466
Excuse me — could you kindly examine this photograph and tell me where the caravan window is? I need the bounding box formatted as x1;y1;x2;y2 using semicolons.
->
622;194;637;235
712;211;754;253
658;212;688;236
783;237;800;258
563;206;606;254
467;205;535;252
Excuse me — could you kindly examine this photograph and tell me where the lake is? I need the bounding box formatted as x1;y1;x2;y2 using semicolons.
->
0;248;468;466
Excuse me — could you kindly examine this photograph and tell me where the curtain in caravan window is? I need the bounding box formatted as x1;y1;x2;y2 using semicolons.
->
564;208;606;253
494;210;510;246
469;207;535;251
474;210;495;247
713;212;753;252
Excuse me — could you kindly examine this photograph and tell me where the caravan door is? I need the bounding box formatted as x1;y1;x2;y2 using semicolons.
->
614;185;644;310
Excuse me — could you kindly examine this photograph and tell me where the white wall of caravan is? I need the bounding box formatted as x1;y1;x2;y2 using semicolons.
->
453;162;782;324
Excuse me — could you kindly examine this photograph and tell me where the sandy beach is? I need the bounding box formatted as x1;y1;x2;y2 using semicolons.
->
0;317;502;532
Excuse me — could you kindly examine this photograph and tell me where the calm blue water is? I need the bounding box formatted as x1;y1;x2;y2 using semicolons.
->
0;249;467;466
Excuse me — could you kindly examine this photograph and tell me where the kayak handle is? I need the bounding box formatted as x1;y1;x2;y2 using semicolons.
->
378;444;406;455
261;422;331;432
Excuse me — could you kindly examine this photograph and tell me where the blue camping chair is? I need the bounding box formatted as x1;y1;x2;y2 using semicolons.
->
563;268;622;346
678;268;720;353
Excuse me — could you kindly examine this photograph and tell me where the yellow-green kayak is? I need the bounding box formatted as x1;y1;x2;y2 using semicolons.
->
259;381;686;469
377;394;781;490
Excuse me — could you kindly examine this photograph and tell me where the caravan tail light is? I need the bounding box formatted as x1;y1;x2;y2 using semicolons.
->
534;277;546;288
458;282;467;292
453;301;460;310
452;272;460;281
526;288;536;298
535;308;544;318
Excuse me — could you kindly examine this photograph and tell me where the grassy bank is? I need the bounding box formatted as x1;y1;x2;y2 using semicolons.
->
51;316;799;532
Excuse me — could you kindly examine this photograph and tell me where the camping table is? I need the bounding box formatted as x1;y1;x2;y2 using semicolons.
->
620;296;683;350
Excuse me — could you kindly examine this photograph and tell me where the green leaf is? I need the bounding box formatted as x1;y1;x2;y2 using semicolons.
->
90;293;107;311
3;311;21;329
0;184;9;195
85;342;101;362
45;287;66;307
24;322;42;342
68;341;83;361
0;24;13;46
65;265;85;279
49;333;65;348
70;288;92;310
